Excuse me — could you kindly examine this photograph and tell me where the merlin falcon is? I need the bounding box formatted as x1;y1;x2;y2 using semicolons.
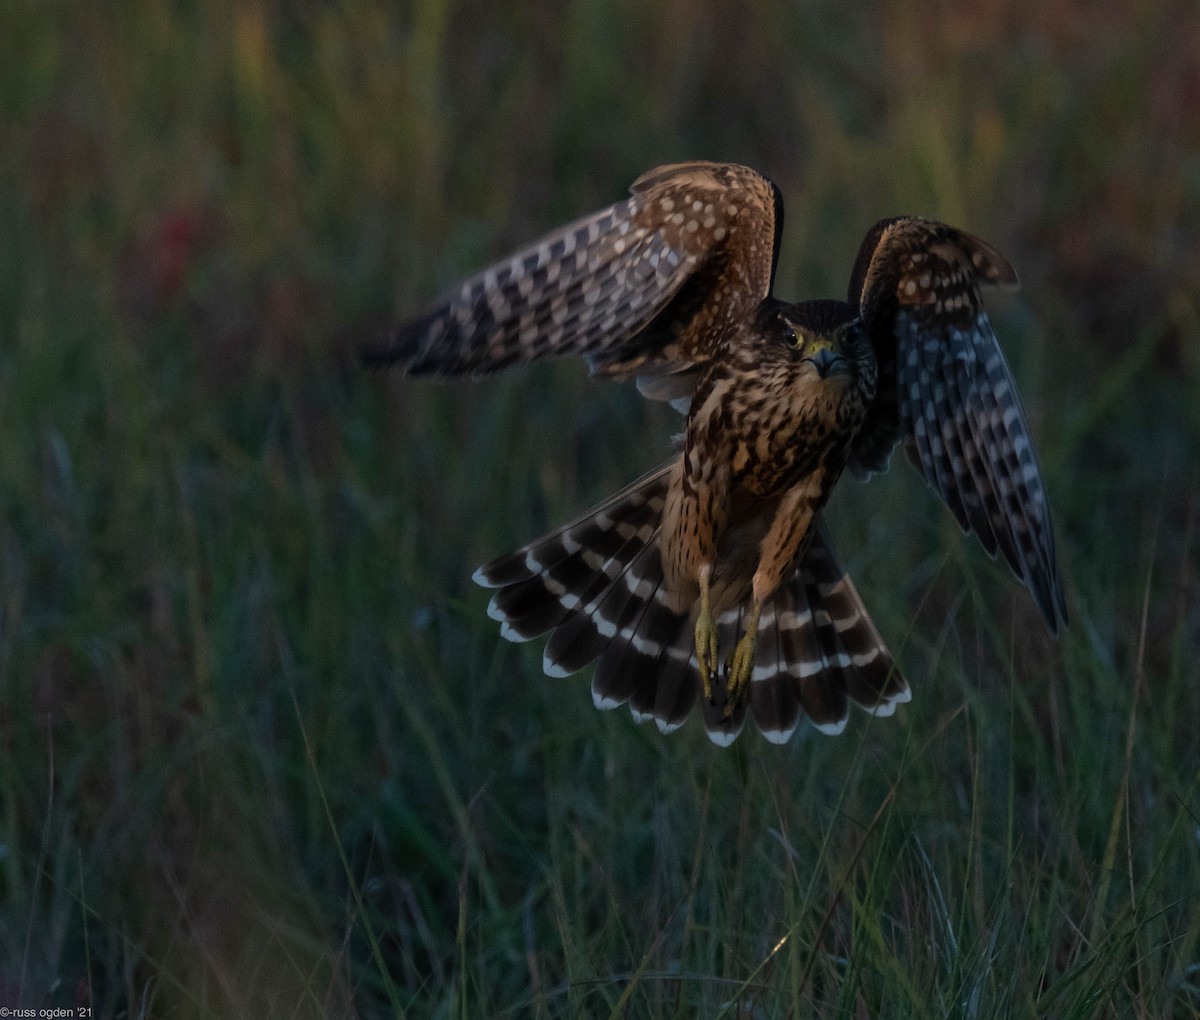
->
364;161;1067;746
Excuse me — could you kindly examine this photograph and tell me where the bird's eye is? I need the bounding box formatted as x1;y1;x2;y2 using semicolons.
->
783;324;802;349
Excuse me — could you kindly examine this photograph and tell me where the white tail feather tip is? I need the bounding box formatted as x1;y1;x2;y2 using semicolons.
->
499;621;531;644
812;717;848;736
542;655;574;678
592;690;623;711
706;726;740;748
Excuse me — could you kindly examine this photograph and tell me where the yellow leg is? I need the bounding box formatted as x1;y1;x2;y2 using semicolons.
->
694;566;719;702
724;600;763;718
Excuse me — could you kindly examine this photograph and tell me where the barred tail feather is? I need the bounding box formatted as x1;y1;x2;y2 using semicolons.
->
473;459;680;662
749;523;910;743
473;463;672;592
592;567;697;732
543;541;664;677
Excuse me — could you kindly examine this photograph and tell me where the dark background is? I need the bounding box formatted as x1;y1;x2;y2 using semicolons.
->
1;1;1197;1016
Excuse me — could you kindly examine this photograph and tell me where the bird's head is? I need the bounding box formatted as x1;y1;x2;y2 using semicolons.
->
772;300;862;379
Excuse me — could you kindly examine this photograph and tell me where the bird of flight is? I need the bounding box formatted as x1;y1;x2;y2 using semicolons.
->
364;161;1066;746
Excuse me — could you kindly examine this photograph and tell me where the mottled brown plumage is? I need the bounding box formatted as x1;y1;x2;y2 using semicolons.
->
365;161;1066;745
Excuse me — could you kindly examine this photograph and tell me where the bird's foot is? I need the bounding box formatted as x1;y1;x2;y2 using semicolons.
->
724;632;757;718
694;568;718;702
723;601;763;718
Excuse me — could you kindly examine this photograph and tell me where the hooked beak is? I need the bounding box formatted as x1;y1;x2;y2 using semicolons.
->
804;340;842;379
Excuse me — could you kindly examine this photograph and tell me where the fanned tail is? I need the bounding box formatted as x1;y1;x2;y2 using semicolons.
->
475;469;909;745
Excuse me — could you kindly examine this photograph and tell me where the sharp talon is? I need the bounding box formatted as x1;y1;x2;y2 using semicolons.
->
726;631;756;708
723;600;763;714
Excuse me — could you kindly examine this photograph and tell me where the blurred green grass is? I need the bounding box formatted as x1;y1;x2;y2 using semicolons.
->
1;1;1198;1016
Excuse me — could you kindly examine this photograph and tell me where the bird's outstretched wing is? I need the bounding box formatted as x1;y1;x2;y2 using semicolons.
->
847;217;1067;631
361;162;782;384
